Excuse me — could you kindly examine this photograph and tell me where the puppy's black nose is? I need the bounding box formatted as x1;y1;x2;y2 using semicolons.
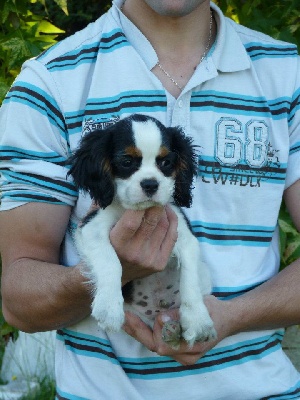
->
140;179;159;196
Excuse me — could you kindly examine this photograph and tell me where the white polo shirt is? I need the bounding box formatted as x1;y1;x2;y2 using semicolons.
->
1;1;300;399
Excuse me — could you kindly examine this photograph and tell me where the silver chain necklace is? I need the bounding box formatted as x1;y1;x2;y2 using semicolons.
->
156;11;213;91
120;2;213;92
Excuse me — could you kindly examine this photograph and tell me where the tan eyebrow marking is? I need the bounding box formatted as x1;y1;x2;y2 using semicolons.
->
125;146;142;157
158;146;170;157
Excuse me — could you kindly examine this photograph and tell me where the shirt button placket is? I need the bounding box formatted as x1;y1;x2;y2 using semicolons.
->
171;94;190;133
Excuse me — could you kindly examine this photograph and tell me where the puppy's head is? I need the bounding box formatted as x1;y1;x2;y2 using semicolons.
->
68;114;197;209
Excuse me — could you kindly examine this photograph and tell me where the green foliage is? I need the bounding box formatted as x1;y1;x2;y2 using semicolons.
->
0;0;65;101
0;309;18;340
215;0;300;45
279;205;300;268
0;306;18;383
30;0;110;39
20;377;56;400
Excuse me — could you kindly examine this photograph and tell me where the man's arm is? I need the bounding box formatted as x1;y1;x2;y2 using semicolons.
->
0;202;92;332
229;179;300;332
230;179;300;332
123;180;300;365
0;202;178;333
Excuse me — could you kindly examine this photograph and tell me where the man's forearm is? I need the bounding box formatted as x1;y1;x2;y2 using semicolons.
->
4;255;299;336
228;259;300;335
2;258;92;333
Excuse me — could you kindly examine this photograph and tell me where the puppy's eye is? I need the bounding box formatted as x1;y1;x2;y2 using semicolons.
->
159;159;171;168
156;154;176;171
156;153;176;174
121;158;133;168
112;155;141;178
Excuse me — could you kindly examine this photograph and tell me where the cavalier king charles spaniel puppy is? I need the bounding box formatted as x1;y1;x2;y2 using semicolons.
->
68;114;216;348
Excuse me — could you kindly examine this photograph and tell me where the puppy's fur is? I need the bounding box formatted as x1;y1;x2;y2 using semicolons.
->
68;114;216;347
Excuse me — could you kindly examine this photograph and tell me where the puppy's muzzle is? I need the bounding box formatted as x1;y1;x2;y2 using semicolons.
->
140;179;159;197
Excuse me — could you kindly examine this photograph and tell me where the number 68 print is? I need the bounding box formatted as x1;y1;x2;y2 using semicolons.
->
215;117;269;168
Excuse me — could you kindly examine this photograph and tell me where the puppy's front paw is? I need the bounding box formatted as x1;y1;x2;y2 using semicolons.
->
180;303;217;347
161;320;182;350
92;294;124;333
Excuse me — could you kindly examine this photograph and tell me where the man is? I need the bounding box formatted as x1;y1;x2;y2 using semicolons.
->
0;0;300;398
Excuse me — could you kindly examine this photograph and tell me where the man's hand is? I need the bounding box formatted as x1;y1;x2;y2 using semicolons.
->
110;205;178;285
123;295;234;365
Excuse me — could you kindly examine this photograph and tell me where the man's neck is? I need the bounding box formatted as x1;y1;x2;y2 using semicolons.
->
121;0;215;98
122;0;212;60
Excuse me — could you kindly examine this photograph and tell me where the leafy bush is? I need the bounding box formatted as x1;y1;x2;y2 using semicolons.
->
0;0;68;101
216;0;300;45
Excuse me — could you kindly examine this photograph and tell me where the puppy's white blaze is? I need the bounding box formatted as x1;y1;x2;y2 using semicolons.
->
132;120;162;163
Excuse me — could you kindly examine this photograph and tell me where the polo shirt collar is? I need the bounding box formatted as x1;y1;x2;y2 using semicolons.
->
210;3;250;72
112;0;159;70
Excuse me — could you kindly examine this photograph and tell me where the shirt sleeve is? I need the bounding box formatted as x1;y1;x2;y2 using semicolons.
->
285;55;300;189
0;58;78;210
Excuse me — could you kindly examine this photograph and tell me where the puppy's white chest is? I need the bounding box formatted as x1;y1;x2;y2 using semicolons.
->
125;259;181;323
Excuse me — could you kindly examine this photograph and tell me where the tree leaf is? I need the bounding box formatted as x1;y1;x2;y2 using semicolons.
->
38;19;65;34
1;1;15;24
278;218;298;236
54;0;68;15
0;81;10;102
283;238;300;266
1;37;32;69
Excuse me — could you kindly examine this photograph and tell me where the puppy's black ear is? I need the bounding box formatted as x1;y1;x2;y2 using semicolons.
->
67;129;115;208
169;127;198;208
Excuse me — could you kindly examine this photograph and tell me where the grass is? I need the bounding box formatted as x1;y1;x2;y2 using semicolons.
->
0;336;6;385
20;378;56;400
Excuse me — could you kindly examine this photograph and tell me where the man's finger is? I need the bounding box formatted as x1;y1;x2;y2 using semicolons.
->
136;206;165;239
110;209;145;244
123;312;157;352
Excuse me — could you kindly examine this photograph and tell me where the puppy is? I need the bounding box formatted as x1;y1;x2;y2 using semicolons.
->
68;114;216;347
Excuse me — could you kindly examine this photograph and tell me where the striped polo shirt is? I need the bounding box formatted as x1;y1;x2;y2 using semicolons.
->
1;1;300;399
